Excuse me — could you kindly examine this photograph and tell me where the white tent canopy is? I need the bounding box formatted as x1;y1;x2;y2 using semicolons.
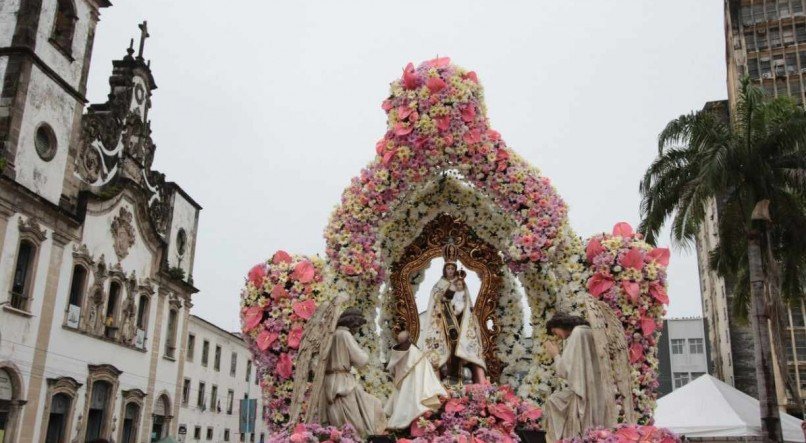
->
655;374;803;442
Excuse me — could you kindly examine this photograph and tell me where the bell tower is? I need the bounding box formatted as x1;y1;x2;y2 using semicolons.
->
0;0;111;206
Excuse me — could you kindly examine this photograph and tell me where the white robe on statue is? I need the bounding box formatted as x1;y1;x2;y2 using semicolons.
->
545;325;615;443
385;344;447;429
417;277;486;370
320;327;387;438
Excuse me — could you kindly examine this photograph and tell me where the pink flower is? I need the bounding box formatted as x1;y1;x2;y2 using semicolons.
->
292;260;315;283
629;343;644;364
397;105;413;120
272;250;293;264
292;299;317;320
445;398;465;413
460;104;476;122
463;71;479;83
277;353;293;379
288;325;304;349
649;247;671;267
488;404;516;424
426;56;451;68
585;238;605;263
587;273;615;297
619;248;645;271
410;420;426;437
241;306;263;333
521;406;543;420
402;62;418;89
426;76;447;94
394;123;413;136
247;264;267;289
463;129;482;144
436;115;451;132
641;316;657;336
616;426;642;441
649;281;669;304
612;222;634;237
256;330;279;351
622;280;640;303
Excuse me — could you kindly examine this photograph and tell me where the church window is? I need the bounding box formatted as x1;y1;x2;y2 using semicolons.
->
51;0;77;54
197;382;205;408
182;378;191;406
105;282;121;339
165;309;178;358
65;265;87;328
201;340;210;366
187;334;196;362
214;345;221;371
670;339;685;355
44;393;71;443
35;123;57;161
206;427;213;440
136;295;149;330
230;352;237;377
85;381;112;440
10;240;37;311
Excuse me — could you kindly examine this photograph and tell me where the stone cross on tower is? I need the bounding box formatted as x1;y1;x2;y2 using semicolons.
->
137;21;149;59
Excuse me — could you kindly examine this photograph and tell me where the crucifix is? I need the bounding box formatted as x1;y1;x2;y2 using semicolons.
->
137;21;149;59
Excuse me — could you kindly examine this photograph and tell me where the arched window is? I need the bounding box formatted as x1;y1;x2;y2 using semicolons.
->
104;282;121;339
65;265;87;328
51;0;77;53
164;309;178;359
151;394;171;441
136;295;149;330
0;365;25;443
10;240;36;311
44;393;71;442
120;402;140;443
85;380;111;441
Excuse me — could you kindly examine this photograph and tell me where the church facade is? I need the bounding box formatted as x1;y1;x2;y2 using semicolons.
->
0;1;201;442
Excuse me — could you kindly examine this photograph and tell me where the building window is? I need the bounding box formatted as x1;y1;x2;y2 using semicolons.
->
135;295;149;329
152;394;171;440
104;282;121;339
671;339;685;355
197;382;205;409
201;340;210;367
66;265;87;328
50;0;77;53
226;390;234;415
255;366;259;385
120;401;141;443
211;385;218;413
10;239;37;311
214;345;222;371
182;378;191;406
34;123;57;161
165;309;178;358
194;426;201;439
85;381;112;440
224;429;231;441
245;360;252;383
207;427;213;440
673;372;690;389
230;352;237;377
187;334;196;362
689;338;704;354
260;433;265;443
44;392;72;443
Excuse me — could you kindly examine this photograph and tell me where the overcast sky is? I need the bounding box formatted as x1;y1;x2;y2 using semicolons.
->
86;1;726;332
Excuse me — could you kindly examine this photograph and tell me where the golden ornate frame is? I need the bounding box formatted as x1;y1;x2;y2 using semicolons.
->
389;213;505;380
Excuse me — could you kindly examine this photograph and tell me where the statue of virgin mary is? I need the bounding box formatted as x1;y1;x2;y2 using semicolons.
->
417;244;487;383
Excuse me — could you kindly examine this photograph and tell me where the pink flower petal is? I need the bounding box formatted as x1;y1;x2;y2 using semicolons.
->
649;247;671;267
292;260;315;283
397;105;413;120
271;284;289;300
629;343;644;364
426;76;447;94
463;71;479;83
247;263;267;288
272;250;293;264
649;282;669;304
488;404;516;424
241;306;263;333
445;398;465;413
587;273;614;297
288;326;304;349
641;317;657;336
277;353;293;379
402;62;418;89
382;148;398;166
585;238;605;263
394;123;413;136
612;222;634;237
460;104;476;122
256;330;279;351
292;299;317;320
427;56;451;68
381;99;393;112
622;280;641;303
436;115;451;132
619;248;645;271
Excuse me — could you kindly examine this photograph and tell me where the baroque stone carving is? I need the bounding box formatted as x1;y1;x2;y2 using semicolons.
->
389;213;505;381
18;217;48;243
110;208;136;260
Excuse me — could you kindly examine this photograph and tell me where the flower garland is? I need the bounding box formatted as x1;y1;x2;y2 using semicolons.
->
324;57;569;285
399;383;543;443
240;252;328;431
267;423;360;443
560;425;680;443
584;223;670;423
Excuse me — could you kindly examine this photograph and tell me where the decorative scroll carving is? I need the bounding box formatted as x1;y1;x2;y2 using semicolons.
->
18;217;47;243
111;208;136;260
389;213;505;380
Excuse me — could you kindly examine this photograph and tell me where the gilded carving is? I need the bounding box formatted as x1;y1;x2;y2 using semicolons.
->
389;213;505;381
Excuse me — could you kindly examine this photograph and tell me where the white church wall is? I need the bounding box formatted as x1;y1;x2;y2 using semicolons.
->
167;191;199;279
0;0;21;47
14;65;78;204
34;0;94;89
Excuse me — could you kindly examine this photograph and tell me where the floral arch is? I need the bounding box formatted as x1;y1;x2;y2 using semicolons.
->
240;58;670;433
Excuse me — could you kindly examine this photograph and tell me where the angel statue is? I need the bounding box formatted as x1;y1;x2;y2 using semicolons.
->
542;299;636;443
418;243;487;384
286;295;386;439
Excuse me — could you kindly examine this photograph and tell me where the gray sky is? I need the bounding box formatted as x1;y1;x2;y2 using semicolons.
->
86;1;726;332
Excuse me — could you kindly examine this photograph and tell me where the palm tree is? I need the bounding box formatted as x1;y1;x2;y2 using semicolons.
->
639;78;806;441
